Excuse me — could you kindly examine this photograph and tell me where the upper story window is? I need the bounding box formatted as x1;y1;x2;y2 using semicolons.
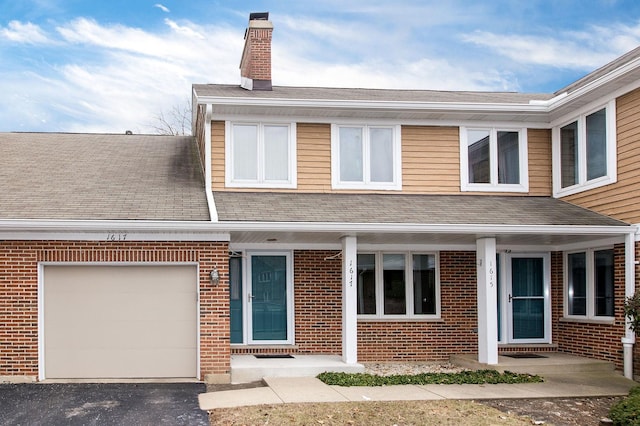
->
331;124;402;190
357;252;440;319
459;127;529;192
225;122;297;188
552;100;617;197
565;248;615;320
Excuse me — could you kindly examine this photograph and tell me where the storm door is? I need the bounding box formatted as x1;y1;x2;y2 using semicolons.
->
246;252;293;344
505;253;550;343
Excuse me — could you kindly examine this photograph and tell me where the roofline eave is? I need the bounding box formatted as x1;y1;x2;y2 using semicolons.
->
215;220;635;236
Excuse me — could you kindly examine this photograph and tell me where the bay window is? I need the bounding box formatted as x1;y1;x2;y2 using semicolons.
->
553;101;616;196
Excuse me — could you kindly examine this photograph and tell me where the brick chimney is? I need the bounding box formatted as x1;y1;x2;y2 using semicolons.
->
240;12;273;91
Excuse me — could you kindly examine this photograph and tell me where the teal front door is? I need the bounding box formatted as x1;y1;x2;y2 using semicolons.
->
506;254;550;343
248;253;291;343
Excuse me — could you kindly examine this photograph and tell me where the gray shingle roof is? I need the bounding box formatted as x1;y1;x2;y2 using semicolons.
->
0;133;210;221
213;192;627;227
193;84;554;104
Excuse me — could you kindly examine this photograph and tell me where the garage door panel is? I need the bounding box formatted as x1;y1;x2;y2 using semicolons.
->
47;348;197;379
44;265;198;379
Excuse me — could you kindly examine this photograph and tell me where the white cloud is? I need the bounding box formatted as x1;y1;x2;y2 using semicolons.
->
0;19;243;132
0;20;52;44
462;22;640;70
154;3;170;13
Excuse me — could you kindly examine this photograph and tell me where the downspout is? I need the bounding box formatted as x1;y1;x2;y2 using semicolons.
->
203;103;218;222
623;230;636;379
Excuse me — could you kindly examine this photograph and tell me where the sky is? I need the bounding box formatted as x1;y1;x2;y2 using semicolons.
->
2;1;640;133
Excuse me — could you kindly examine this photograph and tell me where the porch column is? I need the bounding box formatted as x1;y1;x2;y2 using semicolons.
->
623;231;636;379
476;237;498;365
341;236;358;364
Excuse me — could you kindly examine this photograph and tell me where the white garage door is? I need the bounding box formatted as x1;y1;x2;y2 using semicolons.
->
43;265;198;379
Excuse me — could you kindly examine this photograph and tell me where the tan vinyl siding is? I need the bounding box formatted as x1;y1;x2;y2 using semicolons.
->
211;120;226;190
213;120;552;196
402;126;461;193
296;123;332;192
526;129;552;196
562;88;640;223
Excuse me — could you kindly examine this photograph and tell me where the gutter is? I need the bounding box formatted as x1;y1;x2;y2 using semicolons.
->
196;96;549;115
0;219;633;236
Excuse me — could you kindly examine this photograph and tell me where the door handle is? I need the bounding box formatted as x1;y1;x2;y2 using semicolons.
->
508;294;512;303
248;293;255;302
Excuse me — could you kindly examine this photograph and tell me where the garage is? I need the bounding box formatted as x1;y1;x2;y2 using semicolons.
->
42;264;198;379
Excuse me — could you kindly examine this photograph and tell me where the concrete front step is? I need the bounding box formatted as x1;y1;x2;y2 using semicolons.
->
450;353;615;375
231;354;365;384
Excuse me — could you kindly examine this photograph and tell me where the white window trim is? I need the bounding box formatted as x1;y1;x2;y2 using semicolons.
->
225;121;297;189
459;127;529;192
563;247;615;322
331;124;402;190
357;251;441;320
552;100;617;198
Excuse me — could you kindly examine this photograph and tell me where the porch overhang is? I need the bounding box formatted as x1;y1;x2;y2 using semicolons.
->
213;192;635;250
222;221;634;251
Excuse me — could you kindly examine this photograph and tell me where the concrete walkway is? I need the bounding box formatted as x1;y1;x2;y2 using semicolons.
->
199;371;637;410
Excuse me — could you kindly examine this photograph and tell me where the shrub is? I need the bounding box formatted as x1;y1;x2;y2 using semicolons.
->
316;370;542;386
609;386;640;425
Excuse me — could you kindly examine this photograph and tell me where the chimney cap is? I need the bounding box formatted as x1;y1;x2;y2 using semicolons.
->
249;12;269;21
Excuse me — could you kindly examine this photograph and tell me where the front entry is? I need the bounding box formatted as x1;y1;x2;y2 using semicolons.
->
502;253;551;343
230;252;293;345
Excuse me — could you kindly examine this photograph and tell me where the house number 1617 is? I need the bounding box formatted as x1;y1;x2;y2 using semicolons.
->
106;233;127;241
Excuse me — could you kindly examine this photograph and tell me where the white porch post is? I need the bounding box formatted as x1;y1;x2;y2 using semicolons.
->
341;236;358;364
476;237;498;365
623;231;636;379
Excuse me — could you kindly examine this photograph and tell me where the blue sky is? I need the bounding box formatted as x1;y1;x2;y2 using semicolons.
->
2;0;640;133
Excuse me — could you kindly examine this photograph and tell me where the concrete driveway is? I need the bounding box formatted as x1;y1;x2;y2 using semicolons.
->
0;382;209;425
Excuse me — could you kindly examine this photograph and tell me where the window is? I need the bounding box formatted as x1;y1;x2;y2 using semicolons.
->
553;101;616;197
331;124;402;190
357;252;439;318
225;122;296;188
460;127;528;192
566;248;615;319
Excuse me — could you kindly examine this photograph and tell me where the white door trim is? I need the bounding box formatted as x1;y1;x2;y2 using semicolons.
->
503;253;551;344
244;251;294;345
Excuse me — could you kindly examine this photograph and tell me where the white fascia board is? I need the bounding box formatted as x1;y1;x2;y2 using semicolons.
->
217;221;635;236
196;96;549;114
543;56;640;110
0;219;230;241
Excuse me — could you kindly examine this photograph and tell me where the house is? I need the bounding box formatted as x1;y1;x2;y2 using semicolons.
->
1;12;639;384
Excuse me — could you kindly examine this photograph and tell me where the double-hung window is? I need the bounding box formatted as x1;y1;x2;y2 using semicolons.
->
331;124;402;190
459;127;528;192
357;252;439;319
552;100;616;197
565;248;615;320
225;122;296;188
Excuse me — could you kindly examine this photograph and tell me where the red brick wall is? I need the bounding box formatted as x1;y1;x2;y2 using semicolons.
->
293;250;343;353
0;240;229;381
358;251;478;361
552;243;627;370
